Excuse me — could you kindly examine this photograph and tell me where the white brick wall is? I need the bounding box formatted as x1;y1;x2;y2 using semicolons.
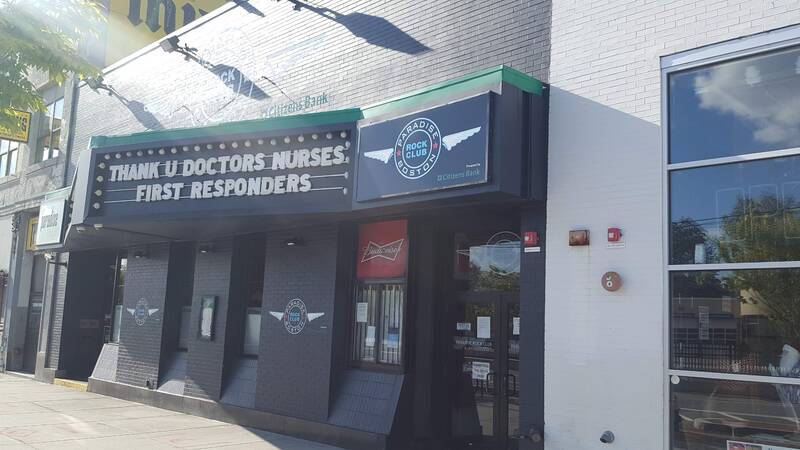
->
545;2;800;449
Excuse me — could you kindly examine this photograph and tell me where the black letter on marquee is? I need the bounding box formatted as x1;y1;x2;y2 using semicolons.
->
128;0;142;25
146;0;176;34
182;3;195;26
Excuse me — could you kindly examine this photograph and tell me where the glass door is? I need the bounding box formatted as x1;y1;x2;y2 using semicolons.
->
450;294;500;448
447;226;521;449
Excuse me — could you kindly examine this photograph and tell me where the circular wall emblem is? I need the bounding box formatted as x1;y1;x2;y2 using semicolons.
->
133;298;149;326
487;231;522;275
283;298;308;335
602;272;623;292
394;118;441;180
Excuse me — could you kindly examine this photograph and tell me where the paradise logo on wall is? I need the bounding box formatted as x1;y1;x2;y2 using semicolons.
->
269;298;325;335
356;94;491;201
127;298;159;326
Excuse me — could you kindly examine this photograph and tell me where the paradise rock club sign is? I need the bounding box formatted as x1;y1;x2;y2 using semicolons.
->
89;129;353;218
356;94;491;201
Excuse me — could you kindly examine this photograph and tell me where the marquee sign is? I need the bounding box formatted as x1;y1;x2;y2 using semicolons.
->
357;220;408;279
356;94;491;201
87;128;354;220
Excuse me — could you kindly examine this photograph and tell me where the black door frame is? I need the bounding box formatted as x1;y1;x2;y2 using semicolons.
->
449;290;520;449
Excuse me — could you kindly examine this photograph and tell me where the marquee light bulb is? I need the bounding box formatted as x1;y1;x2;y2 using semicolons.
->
94;189;102;196
170;147;177;154
326;132;332;139
219;143;226;150
97;162;106;169
257;139;264;145
284;136;291;144
340;131;347;138
345;141;351;148
244;140;251;147
206;144;213;150
96;176;104;182
115;153;121;159
104;154;111;160
270;139;277;146
136;150;143;157
298;135;305;143
182;146;189;152
158;148;165;155
311;133;318;140
92;202;101;209
126;151;132;157
194;145;201;151
232;141;239;148
148;149;154;155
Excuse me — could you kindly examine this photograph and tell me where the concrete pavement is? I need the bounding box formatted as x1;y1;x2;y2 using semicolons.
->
0;373;342;449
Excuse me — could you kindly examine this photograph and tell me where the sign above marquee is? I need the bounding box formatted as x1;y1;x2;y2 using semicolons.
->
86;127;355;220
356;94;491;202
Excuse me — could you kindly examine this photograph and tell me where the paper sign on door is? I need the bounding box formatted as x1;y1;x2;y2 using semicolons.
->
356;302;368;323
365;326;376;347
472;361;491;380
513;317;520;336
477;316;491;339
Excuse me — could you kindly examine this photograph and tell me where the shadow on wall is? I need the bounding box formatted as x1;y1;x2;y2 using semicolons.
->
107;87;165;131
287;0;431;55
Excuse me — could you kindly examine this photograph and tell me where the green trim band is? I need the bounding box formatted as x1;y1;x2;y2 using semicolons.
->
91;108;363;149
90;65;544;150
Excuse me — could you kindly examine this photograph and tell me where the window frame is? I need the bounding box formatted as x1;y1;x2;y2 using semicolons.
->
350;278;408;372
0;140;19;177
36;97;64;163
662;26;800;450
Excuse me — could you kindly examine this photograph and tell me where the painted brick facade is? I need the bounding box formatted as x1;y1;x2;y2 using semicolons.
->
69;0;551;181
545;2;800;449
184;238;233;400
115;243;170;387
256;226;339;422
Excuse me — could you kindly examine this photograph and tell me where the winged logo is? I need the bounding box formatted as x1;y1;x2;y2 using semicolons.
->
268;298;325;334
363;126;482;164
127;298;159;326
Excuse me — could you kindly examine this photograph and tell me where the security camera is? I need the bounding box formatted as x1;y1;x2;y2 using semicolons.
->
600;431;615;444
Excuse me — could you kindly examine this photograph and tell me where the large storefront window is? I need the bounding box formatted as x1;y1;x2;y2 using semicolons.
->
668;40;800;450
352;220;408;367
669;45;800;164
671;156;800;264
672;270;800;378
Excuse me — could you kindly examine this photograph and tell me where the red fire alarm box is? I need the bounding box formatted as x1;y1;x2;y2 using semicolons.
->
524;231;539;247
608;228;622;243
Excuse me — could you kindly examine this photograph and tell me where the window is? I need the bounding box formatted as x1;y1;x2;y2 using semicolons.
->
671;269;800;377
352;283;405;365
36;98;64;162
670;156;800;264
669;45;800;164
667;38;800;450
242;236;265;356
110;251;128;343
454;231;521;292
0;140;19;176
352;220;408;367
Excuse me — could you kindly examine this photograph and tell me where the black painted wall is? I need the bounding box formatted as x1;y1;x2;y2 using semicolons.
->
116;243;170;387
159;242;196;370
519;204;546;449
184;238;234;400
256;226;339;422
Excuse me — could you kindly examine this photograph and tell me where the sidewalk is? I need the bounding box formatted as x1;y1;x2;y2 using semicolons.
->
0;373;342;449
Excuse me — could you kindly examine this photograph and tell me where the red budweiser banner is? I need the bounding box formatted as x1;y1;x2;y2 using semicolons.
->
357;220;408;279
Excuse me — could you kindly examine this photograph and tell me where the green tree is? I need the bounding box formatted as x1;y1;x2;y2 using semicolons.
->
0;0;104;131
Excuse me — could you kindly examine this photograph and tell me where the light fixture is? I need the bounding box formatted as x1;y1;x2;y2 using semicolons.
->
76;225;88;233
44;252;68;267
133;249;147;259
86;76;114;95
284;237;304;247
198;244;214;254
159;35;199;60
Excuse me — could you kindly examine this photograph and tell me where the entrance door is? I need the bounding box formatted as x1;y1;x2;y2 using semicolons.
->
22;254;46;373
447;227;522;449
450;293;520;449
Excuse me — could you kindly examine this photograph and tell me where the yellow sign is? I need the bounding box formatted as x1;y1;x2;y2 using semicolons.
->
0;109;32;143
26;218;38;251
105;0;227;66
